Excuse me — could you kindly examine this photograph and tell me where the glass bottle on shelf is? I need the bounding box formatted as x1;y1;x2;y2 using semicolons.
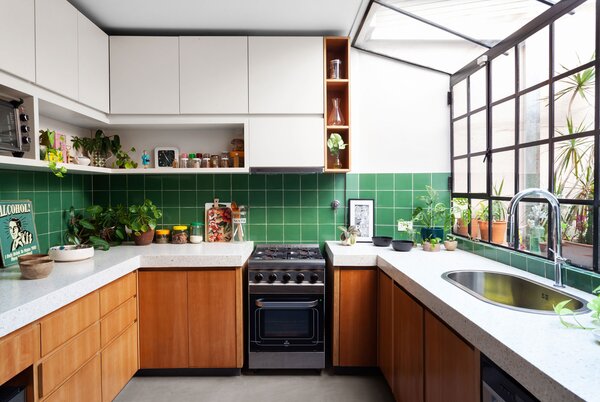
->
327;97;345;126
220;152;230;168
210;154;220;168
201;153;211;168
329;59;342;79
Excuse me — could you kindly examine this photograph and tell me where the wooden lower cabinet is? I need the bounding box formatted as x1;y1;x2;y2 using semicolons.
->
393;284;424;402
44;355;102;402
101;323;138;402
424;311;478;402
0;324;36;386
378;271;394;387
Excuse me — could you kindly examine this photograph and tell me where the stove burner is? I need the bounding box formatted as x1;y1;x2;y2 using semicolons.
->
251;244;324;261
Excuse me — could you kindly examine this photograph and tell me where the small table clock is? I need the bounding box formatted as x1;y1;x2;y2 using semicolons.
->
154;147;179;168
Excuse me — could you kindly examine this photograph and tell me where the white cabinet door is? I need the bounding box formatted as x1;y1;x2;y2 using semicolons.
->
35;0;79;99
0;0;35;81
78;13;109;112
180;37;248;114
110;36;179;114
248;37;323;114
248;116;324;168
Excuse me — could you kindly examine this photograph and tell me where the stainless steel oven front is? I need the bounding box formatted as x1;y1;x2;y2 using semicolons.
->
0;98;30;157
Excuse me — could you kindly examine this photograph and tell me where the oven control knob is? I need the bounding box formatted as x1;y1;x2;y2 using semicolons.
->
254;273;264;282
282;273;291;283
20;114;29;122
21;125;30;133
268;273;277;283
296;273;305;283
310;273;319;283
21;135;31;144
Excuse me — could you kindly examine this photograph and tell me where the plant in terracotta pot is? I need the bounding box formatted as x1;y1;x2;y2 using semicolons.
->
413;186;458;241
327;133;346;170
422;237;441;252
123;199;162;246
476;180;508;245
338;225;360;246
443;213;458;251
453;198;473;237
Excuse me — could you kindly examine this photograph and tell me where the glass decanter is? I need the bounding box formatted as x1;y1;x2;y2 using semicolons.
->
327;98;345;126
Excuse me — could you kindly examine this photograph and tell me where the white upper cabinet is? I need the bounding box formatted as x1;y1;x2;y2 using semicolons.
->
248;116;324;168
0;0;35;81
248;37;323;114
180;37;248;114
78;13;109;112
35;0;79;99
110;36;180;114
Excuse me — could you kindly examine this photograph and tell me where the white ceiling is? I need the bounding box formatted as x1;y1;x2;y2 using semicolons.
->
68;0;366;36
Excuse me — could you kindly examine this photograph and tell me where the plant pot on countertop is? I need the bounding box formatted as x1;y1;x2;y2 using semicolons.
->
478;220;507;245
133;229;155;246
422;242;441;252
420;227;444;242
444;240;458;251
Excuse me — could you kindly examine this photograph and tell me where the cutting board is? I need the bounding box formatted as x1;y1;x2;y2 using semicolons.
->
205;200;233;242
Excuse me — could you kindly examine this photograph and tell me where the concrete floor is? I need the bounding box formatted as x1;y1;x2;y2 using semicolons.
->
115;370;395;402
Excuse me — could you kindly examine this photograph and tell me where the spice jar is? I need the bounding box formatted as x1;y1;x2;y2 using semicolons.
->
155;229;170;244
189;222;203;243
192;157;201;168
232;205;246;242
210;154;220;168
329;59;342;79
220;152;230;168
171;225;188;244
201;153;211;168
180;153;188;169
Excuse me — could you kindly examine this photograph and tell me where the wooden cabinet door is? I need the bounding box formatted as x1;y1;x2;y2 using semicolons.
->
394;284;424;402
77;12;109;112
248;36;323;114
180;36;248;114
337;268;377;367
188;270;239;368
102;323;138;402
0;0;35;81
35;0;79;99
138;271;188;368
378;270;394;388
424;311;478;402
44;354;101;402
110;36;180;114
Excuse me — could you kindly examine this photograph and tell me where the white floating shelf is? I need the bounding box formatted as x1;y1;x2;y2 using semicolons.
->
110;167;250;174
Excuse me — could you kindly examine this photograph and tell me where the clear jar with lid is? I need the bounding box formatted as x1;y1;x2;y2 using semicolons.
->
180;153;189;168
210;154;220;168
220;152;230;168
189;222;203;243
201;153;211;168
232;205;247;242
155;229;170;244
171;225;188;244
192;157;201;168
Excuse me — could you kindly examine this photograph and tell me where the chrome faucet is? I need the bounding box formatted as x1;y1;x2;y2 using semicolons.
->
507;188;566;288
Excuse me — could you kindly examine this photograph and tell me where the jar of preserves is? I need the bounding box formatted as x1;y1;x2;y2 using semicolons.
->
171;225;189;244
189;222;203;243
155;229;170;244
180;153;189;169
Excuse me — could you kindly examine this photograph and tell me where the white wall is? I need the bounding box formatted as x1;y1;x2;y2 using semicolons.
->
350;49;451;173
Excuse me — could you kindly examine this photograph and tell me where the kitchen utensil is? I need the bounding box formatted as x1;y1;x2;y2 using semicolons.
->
372;236;392;247
48;245;94;261
392;240;414;252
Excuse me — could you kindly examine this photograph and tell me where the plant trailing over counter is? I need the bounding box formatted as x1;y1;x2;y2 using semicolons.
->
554;285;600;332
122;199;163;246
65;205;127;250
327;133;346;170
39;129;67;178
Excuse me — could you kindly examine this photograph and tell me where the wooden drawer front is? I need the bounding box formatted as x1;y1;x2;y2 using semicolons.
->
40;292;99;356
0;325;35;385
101;323;138;402
100;273;136;316
40;322;100;398
101;297;136;347
43;354;101;402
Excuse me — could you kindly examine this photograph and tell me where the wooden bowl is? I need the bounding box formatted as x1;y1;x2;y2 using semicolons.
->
19;258;54;279
18;254;49;263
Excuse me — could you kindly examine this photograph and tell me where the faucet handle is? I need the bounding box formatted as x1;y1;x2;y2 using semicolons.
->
548;248;569;264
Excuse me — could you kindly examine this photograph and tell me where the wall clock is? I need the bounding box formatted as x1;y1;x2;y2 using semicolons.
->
154;147;179;168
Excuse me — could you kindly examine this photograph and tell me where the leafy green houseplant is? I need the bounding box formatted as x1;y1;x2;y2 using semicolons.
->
65;205;127;250
123;199;163;245
338;225;359;246
554;285;600;333
412;186;457;241
39;129;67;178
327;133;347;170
422;237;441;252
476;179;507;244
72;130;135;168
453;197;473;237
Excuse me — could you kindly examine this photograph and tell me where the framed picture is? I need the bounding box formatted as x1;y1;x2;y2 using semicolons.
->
348;199;374;242
0;200;40;267
154;147;179;168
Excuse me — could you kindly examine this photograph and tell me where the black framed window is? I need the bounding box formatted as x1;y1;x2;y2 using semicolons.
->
450;0;598;272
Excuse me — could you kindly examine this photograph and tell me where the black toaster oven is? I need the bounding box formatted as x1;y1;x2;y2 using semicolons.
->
0;98;30;157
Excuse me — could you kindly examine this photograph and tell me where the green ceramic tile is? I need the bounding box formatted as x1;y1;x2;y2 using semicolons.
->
527;258;546;277
300;190;318;206
267;207;284;224
232;190;249;205
376;225;394;237
359;190;376;201
345;174;359;192
179;175;196;190
35;213;49;235
284;224;301;242
377;191;394;207
591;274;600;292
318;190;334;207
318;208;335;225
72;176;84;192
18;171;34;191
301;225;319;242
510;253;527;271
214;174;231;190
334;174;345;192
473;242;485;256
483;245;497;261
146;191;163;206
197;190;213;205
318;174;334;190
213;189;231;201
180;208;199;225
232;174;248;190
345;190;359;200
432;173;450;191
162;207;179;224
299;175;318;190
163;191;181;207
395;208;413;221
145;175;162;190
111;191;127;206
267;190;283;206
545;265;557;281
266;174;283;190
128;191;145;206
83;176;92;191
394;173;412;190
60;175;73;192
285;208;301;224
318;225;336;244
179;191;197;208
34;172;49;191
49;211;62;232
33;192;49;213
413;173;432;190
249;207;266;225
565;268;592;292
283;174;300;190
249;175;265;190
162;175;179;190
301;208;318;224
413;191;428;209
249;225;266;242
38;234;49;253
359;174;376;190
284;190;301;207
376;174;394;190
111;175;127;190
376;208;395;227
49;231;63;248
249;190;266;207
93;175;110;191
496;249;511;266
395;191;412;208
60;192;73;210
267;225;284;242
92;191;109;207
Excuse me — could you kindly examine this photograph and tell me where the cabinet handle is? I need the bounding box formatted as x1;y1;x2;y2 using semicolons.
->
255;299;318;308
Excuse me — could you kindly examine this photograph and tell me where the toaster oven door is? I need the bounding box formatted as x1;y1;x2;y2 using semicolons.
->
0;102;21;153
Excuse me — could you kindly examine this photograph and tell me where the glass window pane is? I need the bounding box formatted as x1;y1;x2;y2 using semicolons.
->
554;70;595;137
470;111;487;153
470;155;487;193
554;0;595;75
474;199;508;245
453;79;467;117
354;3;488;73
453;158;468;193
452;197;472;237
517;201;549;258
470;68;487;111
471;199;486;240
518;27;549;90
454;118;468;156
491;48;515;102
492;151;514;197
519;86;549;143
519;144;549;191
554;137;594;200
560;203;593;269
491;100;515;149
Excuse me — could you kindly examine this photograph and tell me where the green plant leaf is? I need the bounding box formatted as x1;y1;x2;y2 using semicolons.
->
89;235;110;251
79;219;95;230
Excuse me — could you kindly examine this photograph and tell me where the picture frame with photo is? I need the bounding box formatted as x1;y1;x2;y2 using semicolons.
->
347;199;374;242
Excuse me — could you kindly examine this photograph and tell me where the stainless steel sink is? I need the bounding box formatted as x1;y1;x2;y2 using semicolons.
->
442;270;590;315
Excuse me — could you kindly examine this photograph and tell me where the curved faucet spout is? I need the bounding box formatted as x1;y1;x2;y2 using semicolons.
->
507;188;564;288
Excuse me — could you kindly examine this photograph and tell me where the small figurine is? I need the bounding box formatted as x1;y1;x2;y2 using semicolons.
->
141;150;150;169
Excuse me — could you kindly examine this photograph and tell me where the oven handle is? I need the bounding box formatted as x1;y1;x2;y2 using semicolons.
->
255;299;319;309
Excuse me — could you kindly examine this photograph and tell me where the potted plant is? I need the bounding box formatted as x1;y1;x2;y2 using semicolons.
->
327;133;346;170
476;180;507;244
65;205;127;250
39;129;68;178
111;135;138;169
338;225;359;246
443;212;458;251
72;130;125;168
453;198;476;237
412;186;457;241
122;199;162;246
422;237;441;252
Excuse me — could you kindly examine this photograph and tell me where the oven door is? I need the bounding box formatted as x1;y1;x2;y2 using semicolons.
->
250;293;324;352
0;101;21;153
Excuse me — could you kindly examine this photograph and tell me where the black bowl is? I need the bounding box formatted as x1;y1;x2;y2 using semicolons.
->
372;236;393;247
392;240;414;252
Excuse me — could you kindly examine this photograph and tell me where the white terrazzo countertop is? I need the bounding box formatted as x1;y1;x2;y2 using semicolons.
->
0;242;254;338
326;241;599;402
